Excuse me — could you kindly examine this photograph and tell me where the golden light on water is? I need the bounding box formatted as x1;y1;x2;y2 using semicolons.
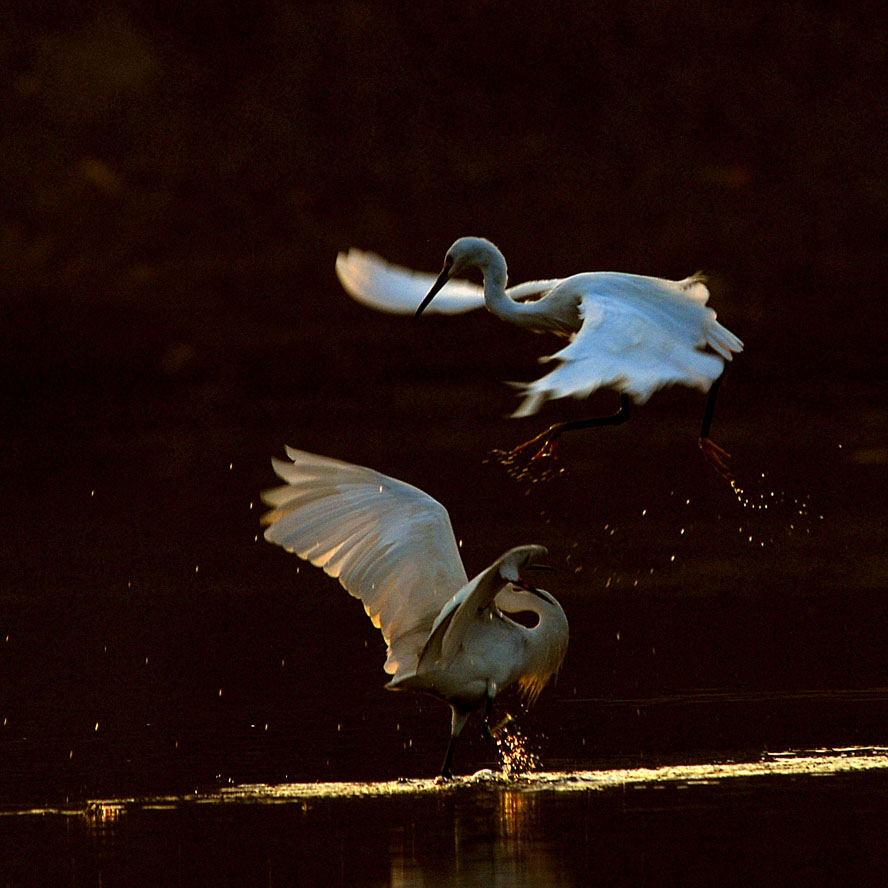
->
495;721;541;777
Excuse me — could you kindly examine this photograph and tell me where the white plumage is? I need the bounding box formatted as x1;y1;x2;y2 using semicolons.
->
510;271;740;416
261;447;568;777
335;247;561;318
336;237;743;475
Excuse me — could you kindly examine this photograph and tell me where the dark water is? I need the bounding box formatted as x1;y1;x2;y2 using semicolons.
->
5;767;888;887
3;2;888;885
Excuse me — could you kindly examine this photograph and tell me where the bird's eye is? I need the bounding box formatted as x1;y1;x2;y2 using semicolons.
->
444;254;454;267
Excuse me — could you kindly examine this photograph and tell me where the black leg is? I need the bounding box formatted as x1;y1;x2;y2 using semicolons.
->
698;371;734;481
437;708;469;780
699;371;724;440
555;393;632;436
511;394;632;460
438;735;458;780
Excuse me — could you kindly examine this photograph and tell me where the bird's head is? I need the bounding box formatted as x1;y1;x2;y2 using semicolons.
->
496;544;549;586
495;544;561;612
414;237;502;317
494;545;568;704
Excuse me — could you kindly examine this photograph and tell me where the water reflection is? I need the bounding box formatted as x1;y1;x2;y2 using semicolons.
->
82;800;128;837
390;791;568;888
6;759;888;887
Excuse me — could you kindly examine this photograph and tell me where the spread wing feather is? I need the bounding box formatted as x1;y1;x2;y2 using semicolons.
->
511;273;743;416
335;248;561;314
262;448;468;677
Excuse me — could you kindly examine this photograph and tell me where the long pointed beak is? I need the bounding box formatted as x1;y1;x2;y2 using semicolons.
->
414;265;452;318
513;577;555;605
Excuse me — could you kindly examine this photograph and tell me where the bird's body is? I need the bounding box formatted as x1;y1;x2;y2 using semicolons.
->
336;237;743;476
261;447;568;778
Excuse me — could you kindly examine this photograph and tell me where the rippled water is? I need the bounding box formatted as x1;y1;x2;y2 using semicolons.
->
5;754;888;887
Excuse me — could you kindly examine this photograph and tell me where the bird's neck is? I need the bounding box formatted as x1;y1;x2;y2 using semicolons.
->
503;599;566;704
478;254;521;325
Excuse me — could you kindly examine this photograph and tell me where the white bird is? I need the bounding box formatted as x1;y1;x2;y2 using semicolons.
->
261;447;569;779
336;237;743;479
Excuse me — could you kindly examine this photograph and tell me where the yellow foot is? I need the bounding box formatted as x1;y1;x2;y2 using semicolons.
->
488;713;516;739
699;437;734;481
509;426;563;461
485;425;569;482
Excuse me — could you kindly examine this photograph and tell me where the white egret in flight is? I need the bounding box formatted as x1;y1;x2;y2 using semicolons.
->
336;238;743;479
261;447;569;779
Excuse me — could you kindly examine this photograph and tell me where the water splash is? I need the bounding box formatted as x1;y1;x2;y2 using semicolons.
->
494;719;541;776
729;472;822;547
486;448;566;484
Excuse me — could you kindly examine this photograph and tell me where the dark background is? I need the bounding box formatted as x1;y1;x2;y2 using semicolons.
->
2;1;887;806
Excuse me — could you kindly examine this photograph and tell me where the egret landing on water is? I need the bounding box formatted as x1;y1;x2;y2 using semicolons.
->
336;237;743;480
261;447;569;779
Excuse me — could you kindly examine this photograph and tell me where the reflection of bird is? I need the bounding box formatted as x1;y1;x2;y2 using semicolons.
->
261;447;569;779
336;238;743;479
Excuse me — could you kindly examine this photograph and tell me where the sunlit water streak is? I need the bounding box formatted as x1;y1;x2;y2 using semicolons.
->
5;749;886;817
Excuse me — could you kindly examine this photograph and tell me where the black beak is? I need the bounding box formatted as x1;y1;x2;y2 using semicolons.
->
513;577;555;605
414;265;452;318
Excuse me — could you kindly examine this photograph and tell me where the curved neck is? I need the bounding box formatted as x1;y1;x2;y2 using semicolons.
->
494;587;566;647
497;590;568;704
479;255;524;324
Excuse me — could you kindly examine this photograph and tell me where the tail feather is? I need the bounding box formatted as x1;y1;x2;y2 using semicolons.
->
705;319;744;360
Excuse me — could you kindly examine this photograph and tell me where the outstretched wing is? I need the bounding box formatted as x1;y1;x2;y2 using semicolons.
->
511;272;744;416
335;248;562;314
261;448;468;677
336;249;484;314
